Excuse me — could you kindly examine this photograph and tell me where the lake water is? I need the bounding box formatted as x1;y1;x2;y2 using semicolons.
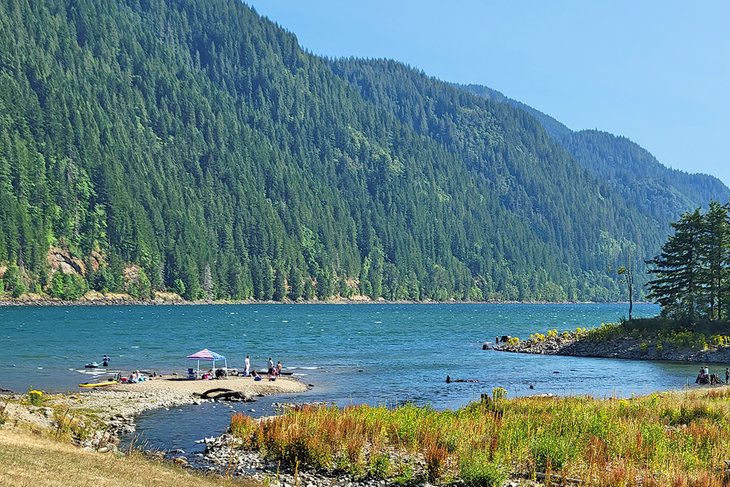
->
0;303;709;457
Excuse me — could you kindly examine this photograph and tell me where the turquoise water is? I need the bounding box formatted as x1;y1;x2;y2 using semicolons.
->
0;302;704;404
4;302;715;457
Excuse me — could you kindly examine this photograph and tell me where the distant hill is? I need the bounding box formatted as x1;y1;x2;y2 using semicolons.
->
459;84;730;227
0;0;723;303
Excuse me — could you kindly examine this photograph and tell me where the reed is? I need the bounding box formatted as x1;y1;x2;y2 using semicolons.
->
232;389;730;485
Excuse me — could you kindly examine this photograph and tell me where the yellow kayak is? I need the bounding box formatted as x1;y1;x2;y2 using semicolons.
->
78;380;117;388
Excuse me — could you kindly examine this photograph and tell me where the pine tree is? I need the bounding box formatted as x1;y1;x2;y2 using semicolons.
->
647;209;705;321
701;201;730;320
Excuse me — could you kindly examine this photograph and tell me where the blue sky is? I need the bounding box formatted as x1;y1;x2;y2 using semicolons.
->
246;1;730;188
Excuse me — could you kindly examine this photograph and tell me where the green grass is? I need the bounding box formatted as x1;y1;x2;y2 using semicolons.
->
581;321;730;356
231;389;730;486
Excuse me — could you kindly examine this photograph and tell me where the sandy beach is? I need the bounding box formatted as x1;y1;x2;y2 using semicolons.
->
111;374;308;396
50;374;309;428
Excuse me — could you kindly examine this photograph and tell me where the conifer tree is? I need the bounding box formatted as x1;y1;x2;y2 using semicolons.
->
701;201;730;320
647;209;705;321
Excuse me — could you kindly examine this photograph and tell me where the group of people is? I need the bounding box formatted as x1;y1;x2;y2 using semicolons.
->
695;366;729;385
113;369;147;383
243;354;282;381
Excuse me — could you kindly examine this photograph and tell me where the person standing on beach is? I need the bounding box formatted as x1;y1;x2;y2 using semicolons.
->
268;357;274;375
244;355;250;377
726;367;729;384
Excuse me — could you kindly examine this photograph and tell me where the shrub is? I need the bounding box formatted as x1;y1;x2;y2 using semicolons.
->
459;452;507;487
530;333;546;342
546;329;558;339
492;387;507;402
52;407;95;441
230;413;258;446
27;389;44;406
530;434;579;471
369;453;391;480
392;462;416;486
711;334;730;347
507;336;520;345
587;322;623;342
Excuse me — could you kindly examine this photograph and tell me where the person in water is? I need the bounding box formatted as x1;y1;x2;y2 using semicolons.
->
102;354;110;367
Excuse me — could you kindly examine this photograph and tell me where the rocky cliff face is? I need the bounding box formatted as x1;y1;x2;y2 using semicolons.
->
47;248;87;276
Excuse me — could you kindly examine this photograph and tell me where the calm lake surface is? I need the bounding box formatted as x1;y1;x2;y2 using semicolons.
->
0;303;710;456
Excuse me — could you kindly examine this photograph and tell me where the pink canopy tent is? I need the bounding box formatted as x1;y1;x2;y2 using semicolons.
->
186;348;227;377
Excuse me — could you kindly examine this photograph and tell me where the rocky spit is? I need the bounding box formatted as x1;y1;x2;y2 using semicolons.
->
492;332;730;364
1;375;301;457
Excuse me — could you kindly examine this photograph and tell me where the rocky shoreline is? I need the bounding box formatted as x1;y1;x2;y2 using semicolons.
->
1;375;306;467
198;430;540;487
492;331;730;363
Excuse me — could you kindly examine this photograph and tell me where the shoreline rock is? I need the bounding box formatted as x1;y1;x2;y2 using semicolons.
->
494;333;730;364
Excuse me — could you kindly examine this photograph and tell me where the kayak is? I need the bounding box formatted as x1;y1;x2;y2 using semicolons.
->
78;380;118;388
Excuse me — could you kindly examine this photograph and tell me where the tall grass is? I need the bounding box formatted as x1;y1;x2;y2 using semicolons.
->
232;389;730;485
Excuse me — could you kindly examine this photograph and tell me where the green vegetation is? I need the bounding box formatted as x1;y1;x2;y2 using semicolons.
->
558;130;729;229
647;202;730;323
26;389;43;407
231;389;730;486
585;322;625;342
0;0;727;303
462;85;730;232
528;321;730;356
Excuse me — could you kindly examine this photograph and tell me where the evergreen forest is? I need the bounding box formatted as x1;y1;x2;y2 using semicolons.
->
0;0;728;302
461;84;730;229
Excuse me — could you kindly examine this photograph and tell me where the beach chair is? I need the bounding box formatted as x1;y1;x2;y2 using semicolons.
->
187;367;197;380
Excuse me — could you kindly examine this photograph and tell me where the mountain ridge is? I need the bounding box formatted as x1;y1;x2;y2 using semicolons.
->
0;0;727;303
459;83;730;226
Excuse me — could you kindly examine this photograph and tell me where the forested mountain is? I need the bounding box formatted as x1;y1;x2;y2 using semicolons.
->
460;85;730;227
0;0;722;303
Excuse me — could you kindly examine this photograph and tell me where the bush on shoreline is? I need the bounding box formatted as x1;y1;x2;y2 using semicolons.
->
230;389;730;486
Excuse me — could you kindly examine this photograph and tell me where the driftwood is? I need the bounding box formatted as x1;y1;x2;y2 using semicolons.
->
195;387;251;401
445;375;479;384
